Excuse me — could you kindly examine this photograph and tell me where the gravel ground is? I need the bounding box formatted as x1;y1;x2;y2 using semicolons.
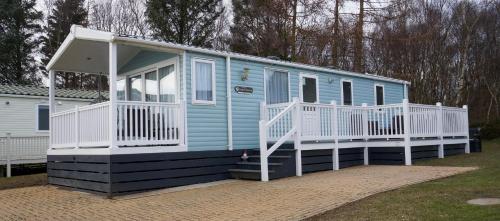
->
0;165;475;221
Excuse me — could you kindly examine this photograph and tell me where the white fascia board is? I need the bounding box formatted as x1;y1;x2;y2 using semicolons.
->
0;94;95;102
46;25;114;71
114;35;410;85
45;33;75;71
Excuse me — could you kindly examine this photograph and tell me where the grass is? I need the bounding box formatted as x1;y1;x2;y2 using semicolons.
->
306;139;500;221
0;173;47;190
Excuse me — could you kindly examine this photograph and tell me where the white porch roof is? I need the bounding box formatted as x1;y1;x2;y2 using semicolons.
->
47;25;410;85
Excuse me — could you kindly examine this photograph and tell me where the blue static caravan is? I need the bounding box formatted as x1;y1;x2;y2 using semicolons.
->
46;26;470;196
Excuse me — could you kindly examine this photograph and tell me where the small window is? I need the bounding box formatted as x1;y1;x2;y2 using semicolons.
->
342;80;353;105
192;58;216;104
266;70;289;104
375;85;384;105
37;105;49;131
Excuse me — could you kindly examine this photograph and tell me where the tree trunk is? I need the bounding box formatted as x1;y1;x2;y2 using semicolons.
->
331;0;341;67
291;0;298;61
354;0;364;72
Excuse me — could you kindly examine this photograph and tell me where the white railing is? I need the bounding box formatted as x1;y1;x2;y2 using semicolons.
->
79;102;110;147
259;99;469;181
442;106;468;137
259;98;301;181
261;100;468;143
0;134;49;177
50;101;184;149
116;101;184;146
51;108;78;148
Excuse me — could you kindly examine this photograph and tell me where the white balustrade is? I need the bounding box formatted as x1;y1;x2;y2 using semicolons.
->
116;101;183;146
50;101;184;149
261;100;469;143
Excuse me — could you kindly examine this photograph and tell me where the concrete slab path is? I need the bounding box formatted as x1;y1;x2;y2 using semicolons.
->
0;165;475;221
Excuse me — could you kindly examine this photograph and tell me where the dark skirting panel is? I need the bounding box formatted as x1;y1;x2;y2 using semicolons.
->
48;149;244;196
369;145;440;165
444;144;465;156
302;148;364;173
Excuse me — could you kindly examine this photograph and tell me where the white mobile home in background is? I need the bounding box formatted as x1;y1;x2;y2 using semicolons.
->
0;84;107;177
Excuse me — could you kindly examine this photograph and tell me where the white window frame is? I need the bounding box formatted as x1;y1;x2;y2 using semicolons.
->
374;84;385;106
191;57;216;105
36;104;50;132
264;67;291;104
340;79;354;106
299;73;319;103
120;57;179;103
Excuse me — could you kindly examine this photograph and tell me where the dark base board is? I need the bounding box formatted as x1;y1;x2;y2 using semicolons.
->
302;148;364;173
369;144;466;165
48;149;244;196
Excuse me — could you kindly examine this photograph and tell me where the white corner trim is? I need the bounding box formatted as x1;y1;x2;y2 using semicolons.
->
191;57;216;105
226;56;233;150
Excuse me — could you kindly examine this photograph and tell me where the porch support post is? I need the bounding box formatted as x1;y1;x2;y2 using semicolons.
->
331;100;339;171
294;98;302;177
402;99;412;165
109;42;118;149
259;120;269;181
463;105;470;154
48;70;56;148
436;102;444;158
362;103;369;165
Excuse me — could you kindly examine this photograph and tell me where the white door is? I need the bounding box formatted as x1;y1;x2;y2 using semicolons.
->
300;74;320;139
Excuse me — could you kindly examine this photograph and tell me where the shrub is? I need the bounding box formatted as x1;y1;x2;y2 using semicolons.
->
480;121;500;140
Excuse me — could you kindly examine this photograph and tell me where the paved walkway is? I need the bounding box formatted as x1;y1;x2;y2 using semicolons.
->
0;165;475;221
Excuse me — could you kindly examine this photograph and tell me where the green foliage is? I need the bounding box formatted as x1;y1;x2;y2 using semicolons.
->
146;0;224;47
40;0;88;88
0;0;42;85
480;121;500;140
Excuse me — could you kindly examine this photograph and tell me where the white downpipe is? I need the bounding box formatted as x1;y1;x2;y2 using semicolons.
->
226;56;233;150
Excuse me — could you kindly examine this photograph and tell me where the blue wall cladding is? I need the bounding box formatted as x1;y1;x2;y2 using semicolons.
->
185;52;228;151
230;59;405;150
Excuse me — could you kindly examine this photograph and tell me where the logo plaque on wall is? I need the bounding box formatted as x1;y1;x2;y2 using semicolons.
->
234;86;253;94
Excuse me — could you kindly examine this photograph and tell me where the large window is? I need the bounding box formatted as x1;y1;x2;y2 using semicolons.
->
341;80;353;106
159;65;176;103
192;58;216;104
37;105;49;131
128;75;142;101
117;79;126;100
266;69;289;104
375;84;384;105
123;61;177;103
145;71;158;102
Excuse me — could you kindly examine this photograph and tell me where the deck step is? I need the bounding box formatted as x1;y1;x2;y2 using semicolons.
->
236;161;282;170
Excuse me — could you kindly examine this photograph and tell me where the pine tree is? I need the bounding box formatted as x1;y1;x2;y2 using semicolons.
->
0;0;42;85
41;0;88;88
146;0;224;47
